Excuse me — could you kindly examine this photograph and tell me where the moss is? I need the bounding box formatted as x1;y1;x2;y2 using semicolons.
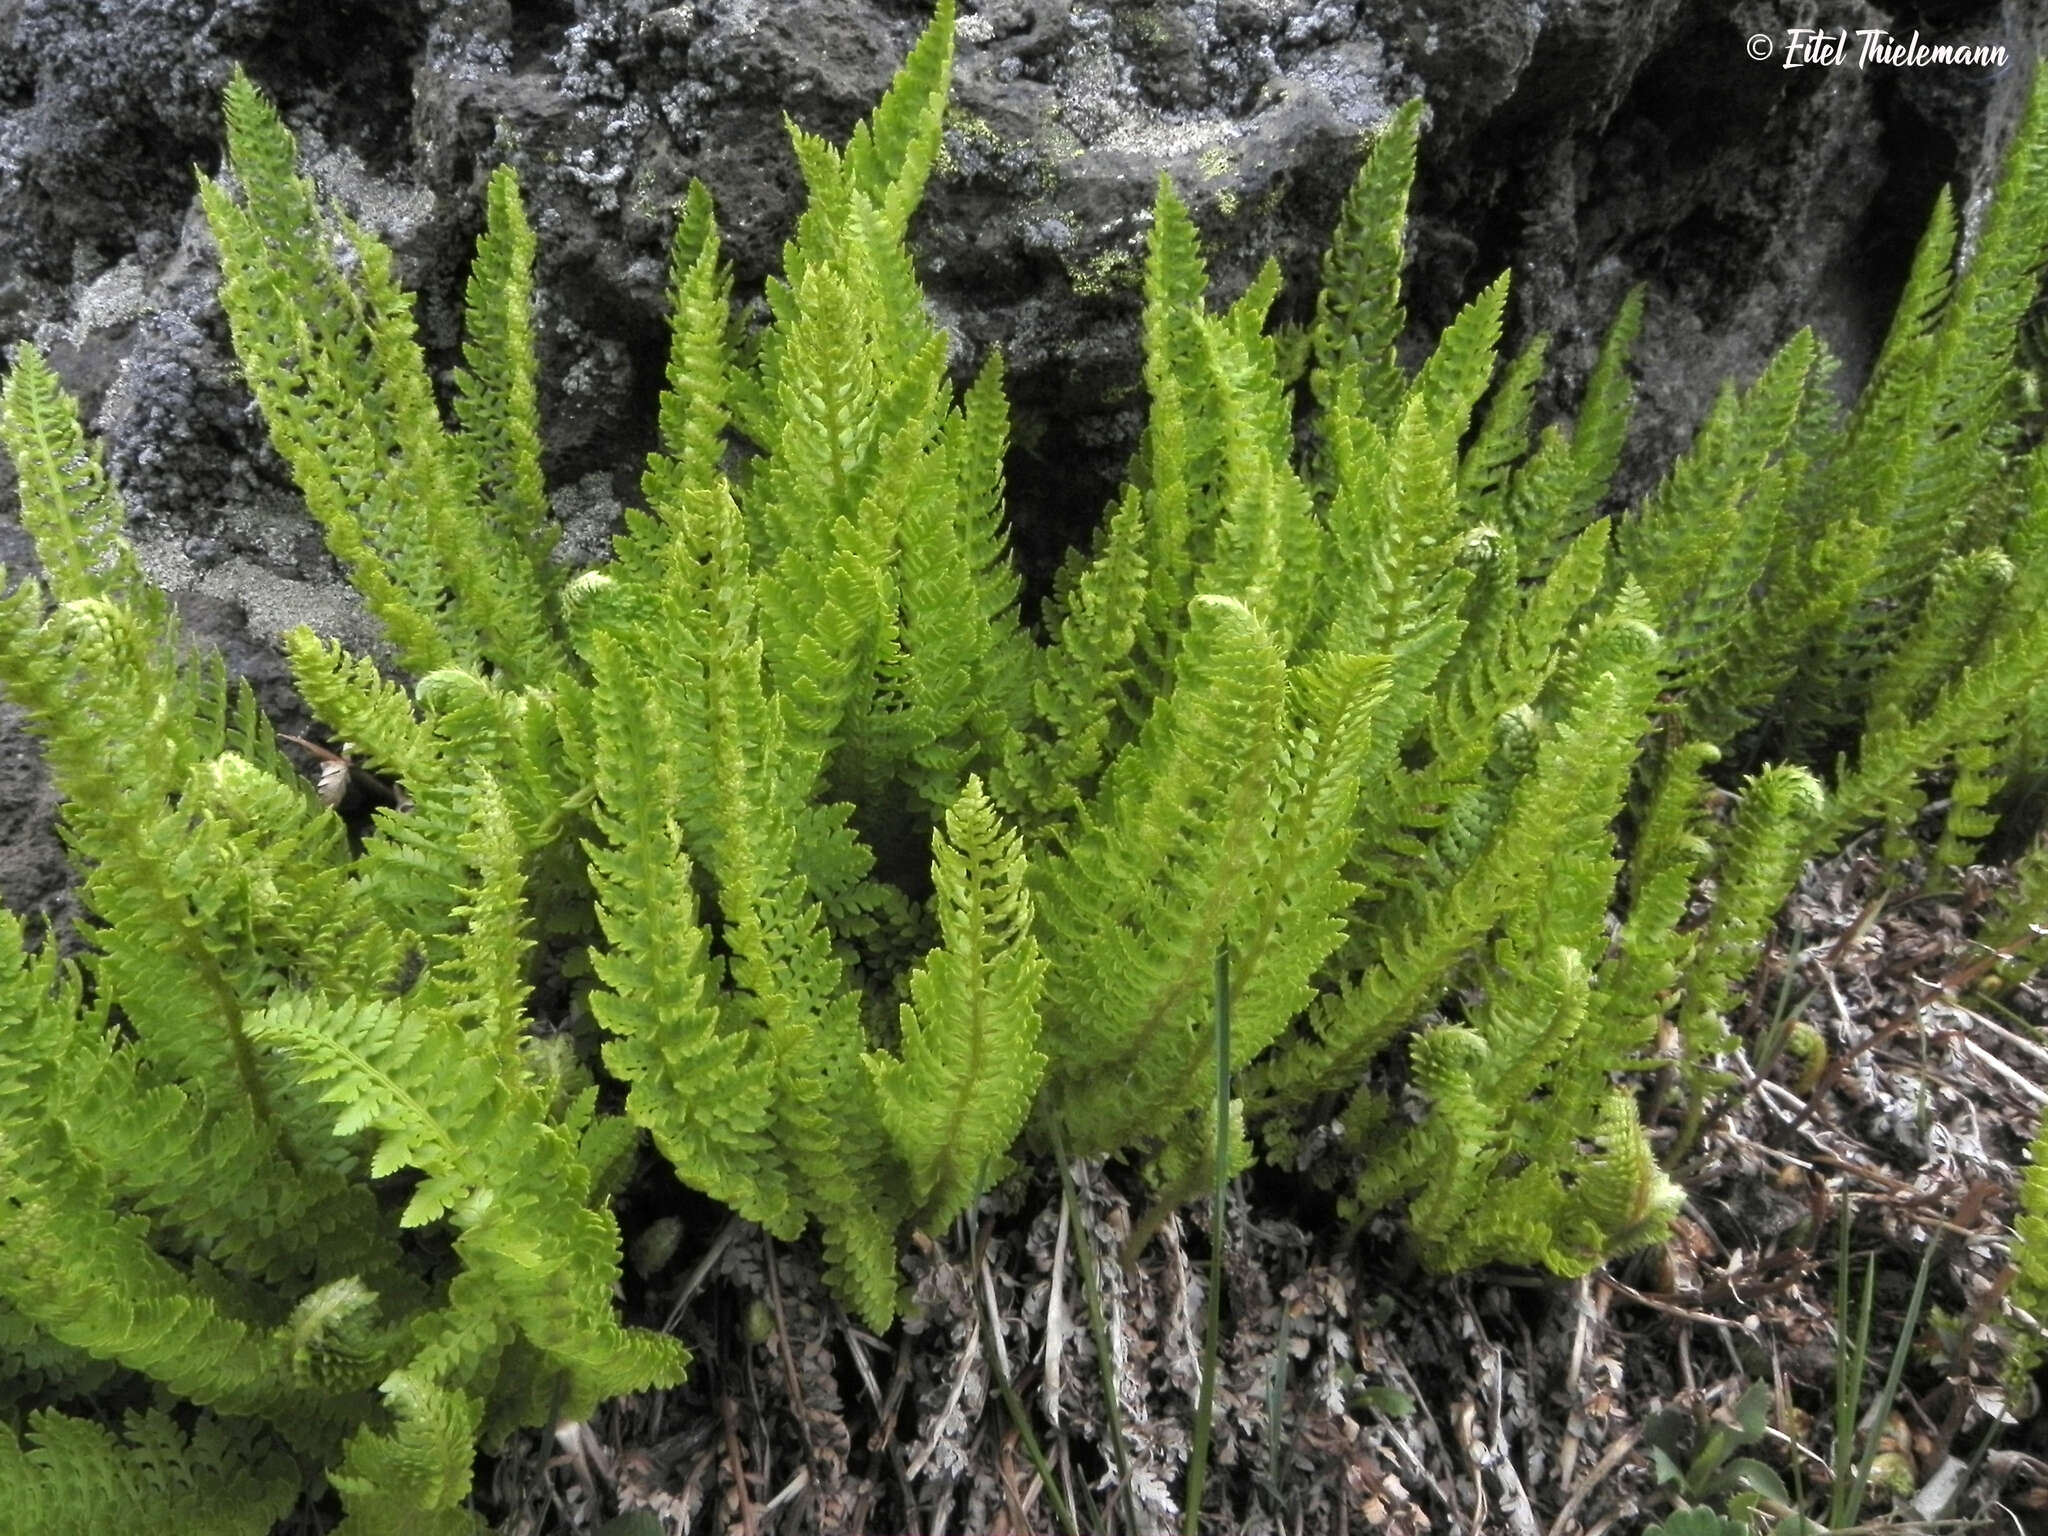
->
1065;245;1142;297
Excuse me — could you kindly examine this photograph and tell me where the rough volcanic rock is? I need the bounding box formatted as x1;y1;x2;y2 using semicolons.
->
0;0;2041;926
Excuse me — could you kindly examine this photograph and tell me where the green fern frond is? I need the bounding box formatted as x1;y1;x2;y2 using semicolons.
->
579;629;793;1235
449;166;568;689
1617;328;1817;711
600;475;902;1320
896;356;1034;810
1321;386;1470;666
282;628;441;784
1459;329;1548;519
1589;739;1718;1049
866;776;1047;1230
1880;68;2048;605
1936;726;2007;867
0;1408;299;1536
326;1368;488;1536
285;1277;397;1394
1411;271;1507;452
998;483;1151;825
844;0;956;238
1251;610;1660;1116
1037;595;1287;1158
1676;764;1825;1062
245;993;688;1413
1223;650;1393;1068
1310;99;1423;430
0;907;402;1299
641;178;738;538
1130;176;1220;672
1865;545;2015;730
2010;1105;2048;1388
0;1119;330;1430
199;79;463;676
1491;285;1640;590
1187;308;1325;655
202;70;576;688
0;347;160;617
1559;286;1644;522
1545;1088;1683;1272
418;773;536;1064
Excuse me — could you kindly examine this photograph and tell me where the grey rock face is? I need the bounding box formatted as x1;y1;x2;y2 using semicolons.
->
0;0;2039;928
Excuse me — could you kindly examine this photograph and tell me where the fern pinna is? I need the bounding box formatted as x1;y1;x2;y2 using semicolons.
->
8;1;2048;1520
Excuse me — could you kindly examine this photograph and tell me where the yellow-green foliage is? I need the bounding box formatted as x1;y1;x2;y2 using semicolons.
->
7;1;2048;1520
2012;1112;2048;1388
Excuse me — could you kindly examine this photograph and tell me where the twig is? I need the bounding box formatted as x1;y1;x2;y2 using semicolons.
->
1957;1033;2048;1106
1044;1195;1070;1429
1825;886;1891;968
1542;1425;1642;1536
841;1314;918;1522
721;1395;761;1536
761;1230;820;1470
663;1216;742;1333
873;1328;916;1453
1597;1274;1753;1330
905;1294;977;1482
1949;999;2048;1072
1554;1277;1595;1492
755;1468;811;1518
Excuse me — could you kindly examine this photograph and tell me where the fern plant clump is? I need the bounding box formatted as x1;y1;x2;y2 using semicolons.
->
5;0;2048;1522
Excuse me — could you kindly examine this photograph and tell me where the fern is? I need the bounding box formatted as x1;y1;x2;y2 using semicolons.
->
244;990;688;1413
1309;99;1423;431
199;68;573;688
2010;1106;2048;1390
1036;594;1288;1163
11;25;2048;1522
865;776;1047;1231
0;1408;299;1536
